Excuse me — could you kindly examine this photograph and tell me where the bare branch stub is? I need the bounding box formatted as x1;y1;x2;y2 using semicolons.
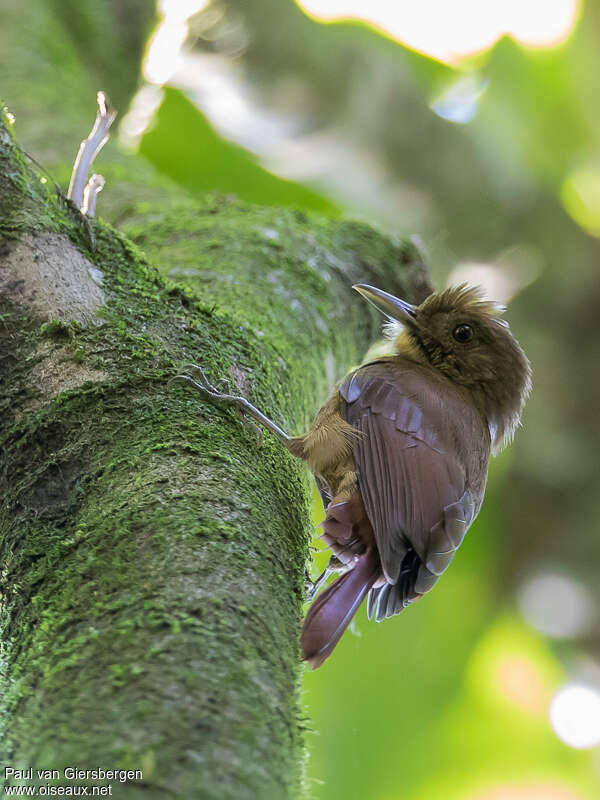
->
67;91;116;216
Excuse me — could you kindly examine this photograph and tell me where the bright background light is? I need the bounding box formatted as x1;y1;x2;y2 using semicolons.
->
550;684;600;749
561;165;600;237
144;0;210;85
518;573;595;639
295;0;579;63
446;246;540;304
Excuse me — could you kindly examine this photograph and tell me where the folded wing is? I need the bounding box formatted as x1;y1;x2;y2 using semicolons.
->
340;361;481;621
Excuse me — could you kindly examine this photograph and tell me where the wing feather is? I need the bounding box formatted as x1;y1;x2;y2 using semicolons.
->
340;361;484;620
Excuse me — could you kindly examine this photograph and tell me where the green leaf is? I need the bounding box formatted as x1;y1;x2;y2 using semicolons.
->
139;87;339;214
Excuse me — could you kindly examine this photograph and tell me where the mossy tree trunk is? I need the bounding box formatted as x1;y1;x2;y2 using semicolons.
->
0;6;431;798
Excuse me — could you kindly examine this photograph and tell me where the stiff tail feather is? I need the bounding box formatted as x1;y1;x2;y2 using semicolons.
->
301;549;380;669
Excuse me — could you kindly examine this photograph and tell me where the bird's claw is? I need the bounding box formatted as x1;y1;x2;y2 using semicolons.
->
305;566;332;602
175;364;222;396
305;554;351;601
172;365;262;446
171;364;234;403
172;363;291;448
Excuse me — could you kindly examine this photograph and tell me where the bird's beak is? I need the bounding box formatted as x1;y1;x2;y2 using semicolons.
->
352;284;418;326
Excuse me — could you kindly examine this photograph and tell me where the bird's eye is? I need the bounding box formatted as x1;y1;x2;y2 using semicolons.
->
453;324;474;343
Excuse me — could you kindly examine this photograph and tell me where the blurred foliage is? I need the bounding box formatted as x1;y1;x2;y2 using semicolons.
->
140;87;339;212
46;0;157;111
134;1;600;796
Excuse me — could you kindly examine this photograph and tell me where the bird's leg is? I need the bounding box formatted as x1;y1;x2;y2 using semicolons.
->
305;555;348;601
305;564;332;602
67;91;116;216
171;364;292;449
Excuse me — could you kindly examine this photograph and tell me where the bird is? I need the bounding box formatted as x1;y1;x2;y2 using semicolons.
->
175;283;531;669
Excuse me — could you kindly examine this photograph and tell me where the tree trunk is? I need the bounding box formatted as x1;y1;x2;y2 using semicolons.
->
0;4;431;796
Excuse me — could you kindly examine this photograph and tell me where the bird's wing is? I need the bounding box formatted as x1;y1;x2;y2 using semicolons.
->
340;363;478;620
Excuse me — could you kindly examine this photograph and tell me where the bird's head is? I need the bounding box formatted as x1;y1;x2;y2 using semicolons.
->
353;283;532;452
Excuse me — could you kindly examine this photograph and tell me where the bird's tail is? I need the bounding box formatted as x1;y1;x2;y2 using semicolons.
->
301;548;380;669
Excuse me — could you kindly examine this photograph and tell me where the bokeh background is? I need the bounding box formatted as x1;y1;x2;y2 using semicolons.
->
10;0;600;796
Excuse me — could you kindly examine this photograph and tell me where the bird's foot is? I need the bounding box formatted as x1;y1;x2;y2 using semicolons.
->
171;364;289;448
305;555;347;601
305;567;332;602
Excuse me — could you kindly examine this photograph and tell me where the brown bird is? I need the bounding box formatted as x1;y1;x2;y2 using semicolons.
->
176;283;531;668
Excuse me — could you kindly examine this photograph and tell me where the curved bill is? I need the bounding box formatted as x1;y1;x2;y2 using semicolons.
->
352;284;418;325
